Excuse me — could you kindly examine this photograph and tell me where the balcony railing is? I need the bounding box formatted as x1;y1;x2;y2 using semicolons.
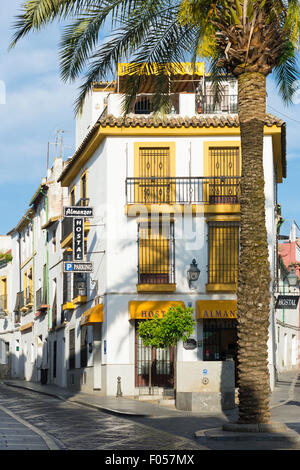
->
36;287;48;309
126;176;240;205
25;286;33;306
61;198;90;241
197;94;238;114
14;291;24;312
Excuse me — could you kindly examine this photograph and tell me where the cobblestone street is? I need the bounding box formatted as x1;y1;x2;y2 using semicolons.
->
0;383;202;451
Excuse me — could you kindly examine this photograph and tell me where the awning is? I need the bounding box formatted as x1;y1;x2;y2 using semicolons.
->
80;304;103;326
129;301;185;320
196;300;237;319
19;322;34;332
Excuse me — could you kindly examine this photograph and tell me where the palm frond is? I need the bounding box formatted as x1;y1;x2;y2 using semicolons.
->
273;43;300;104
10;0;92;48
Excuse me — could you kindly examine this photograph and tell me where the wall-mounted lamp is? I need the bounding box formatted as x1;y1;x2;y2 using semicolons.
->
76;275;87;296
187;259;200;288
287;267;298;288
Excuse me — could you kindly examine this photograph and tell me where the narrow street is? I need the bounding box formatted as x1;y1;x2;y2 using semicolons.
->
0;383;202;451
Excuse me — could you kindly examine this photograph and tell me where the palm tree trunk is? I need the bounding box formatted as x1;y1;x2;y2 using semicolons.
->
237;72;271;424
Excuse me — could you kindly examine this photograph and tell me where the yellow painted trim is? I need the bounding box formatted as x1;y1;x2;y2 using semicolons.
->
80;169;88;201
61;221;90;247
62;302;75;311
206;283;237;292
0;277;7;297
206;214;240;222
203;141;241;215
137;284;177;292
196;300;237;319
72;295;87;305
272;133;283;183
134;142;176;178
60;124;283;187
118;62;205;76
61;233;73;249
80;304;103;326
21;253;36;270
125;203;240;216
70;186;76;205
19;322;34;332
129;300;185;320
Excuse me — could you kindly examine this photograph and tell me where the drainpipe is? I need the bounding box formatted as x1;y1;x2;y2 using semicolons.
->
283;278;285;325
36;188;49;330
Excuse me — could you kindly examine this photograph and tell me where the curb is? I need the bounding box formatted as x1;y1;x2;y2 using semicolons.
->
2;381;149;418
0;402;61;450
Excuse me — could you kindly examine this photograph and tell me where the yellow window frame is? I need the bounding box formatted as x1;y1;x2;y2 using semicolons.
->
133;142;176;204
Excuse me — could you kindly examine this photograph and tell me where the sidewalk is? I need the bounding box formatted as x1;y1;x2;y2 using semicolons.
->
2;368;299;419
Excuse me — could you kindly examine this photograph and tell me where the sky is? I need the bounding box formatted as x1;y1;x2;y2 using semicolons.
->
0;1;299;236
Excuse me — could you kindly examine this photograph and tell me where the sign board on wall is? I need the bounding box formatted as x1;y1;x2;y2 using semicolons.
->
73;218;84;261
275;295;299;309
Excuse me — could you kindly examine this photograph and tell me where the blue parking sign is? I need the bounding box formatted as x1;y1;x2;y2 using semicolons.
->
65;263;74;272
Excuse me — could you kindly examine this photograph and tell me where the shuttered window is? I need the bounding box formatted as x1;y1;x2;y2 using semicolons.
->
138;221;175;284
208;221;239;285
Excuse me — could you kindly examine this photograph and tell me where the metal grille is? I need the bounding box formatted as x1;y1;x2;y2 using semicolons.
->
135;321;174;387
134;96;152;114
209;147;240;203
203;318;237;361
138;221;175;285
208;221;239;284
137;147;170;203
198;94;238;114
126;176;240;204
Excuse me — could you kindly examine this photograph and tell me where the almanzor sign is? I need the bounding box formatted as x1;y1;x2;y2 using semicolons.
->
196;300;237;319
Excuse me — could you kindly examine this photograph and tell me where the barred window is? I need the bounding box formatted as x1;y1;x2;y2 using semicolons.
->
138;221;175;285
208;221;239;285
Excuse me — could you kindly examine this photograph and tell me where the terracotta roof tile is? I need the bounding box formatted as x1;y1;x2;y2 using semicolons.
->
58;113;285;183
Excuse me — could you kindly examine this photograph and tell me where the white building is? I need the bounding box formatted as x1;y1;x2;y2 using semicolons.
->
0;62;287;412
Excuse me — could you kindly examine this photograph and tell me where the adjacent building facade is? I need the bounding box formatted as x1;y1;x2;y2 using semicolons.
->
0;63;287;411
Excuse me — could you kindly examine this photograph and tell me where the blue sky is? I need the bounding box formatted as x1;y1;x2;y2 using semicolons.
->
0;1;299;236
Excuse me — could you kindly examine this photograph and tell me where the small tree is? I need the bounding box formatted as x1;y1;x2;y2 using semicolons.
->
138;305;196;393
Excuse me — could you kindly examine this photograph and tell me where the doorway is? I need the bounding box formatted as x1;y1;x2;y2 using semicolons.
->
203;318;238;383
135;321;174;388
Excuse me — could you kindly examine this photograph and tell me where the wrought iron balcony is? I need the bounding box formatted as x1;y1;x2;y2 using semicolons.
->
196;94;238;114
36;287;48;309
14;291;24;312
25;286;33;306
126;176;240;205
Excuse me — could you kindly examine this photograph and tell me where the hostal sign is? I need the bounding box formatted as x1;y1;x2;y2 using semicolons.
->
275;295;299;309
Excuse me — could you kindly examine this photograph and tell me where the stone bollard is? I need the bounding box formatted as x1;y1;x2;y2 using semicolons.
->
116;376;123;397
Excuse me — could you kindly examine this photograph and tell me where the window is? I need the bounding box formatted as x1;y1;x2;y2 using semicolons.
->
69;329;75;370
70;186;76;206
0;278;7;311
134;96;152;114
81;171;87;204
208;221;239;286
208;146;240;203
133;143;175;204
138;221;175;285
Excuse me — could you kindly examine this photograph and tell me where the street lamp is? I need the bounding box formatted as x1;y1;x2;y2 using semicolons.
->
287;267;298;288
76;275;87;296
187;259;200;288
